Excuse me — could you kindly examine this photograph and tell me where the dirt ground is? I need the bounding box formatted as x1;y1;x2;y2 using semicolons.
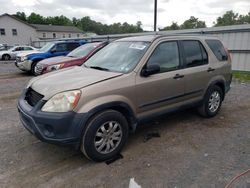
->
0;61;249;188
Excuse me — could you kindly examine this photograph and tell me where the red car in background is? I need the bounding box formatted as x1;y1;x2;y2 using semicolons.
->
34;41;108;75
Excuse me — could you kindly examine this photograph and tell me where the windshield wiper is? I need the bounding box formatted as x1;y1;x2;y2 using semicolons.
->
89;66;110;71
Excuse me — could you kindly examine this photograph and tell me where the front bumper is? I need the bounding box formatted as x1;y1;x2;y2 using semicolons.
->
17;90;87;147
15;60;32;71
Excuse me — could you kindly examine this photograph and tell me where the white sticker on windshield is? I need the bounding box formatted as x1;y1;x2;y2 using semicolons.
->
129;43;146;50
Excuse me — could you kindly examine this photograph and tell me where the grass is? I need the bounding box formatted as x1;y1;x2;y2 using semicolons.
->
233;71;250;82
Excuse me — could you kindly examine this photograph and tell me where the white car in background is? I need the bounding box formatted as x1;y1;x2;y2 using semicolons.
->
0;46;37;60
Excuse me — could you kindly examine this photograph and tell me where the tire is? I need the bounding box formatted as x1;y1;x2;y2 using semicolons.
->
81;110;129;162
30;61;38;75
2;54;10;60
198;85;223;118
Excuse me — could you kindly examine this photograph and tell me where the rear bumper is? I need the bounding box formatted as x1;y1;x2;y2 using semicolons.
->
17;90;87;147
225;73;233;93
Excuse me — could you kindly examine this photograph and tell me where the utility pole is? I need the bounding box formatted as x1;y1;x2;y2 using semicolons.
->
154;0;157;31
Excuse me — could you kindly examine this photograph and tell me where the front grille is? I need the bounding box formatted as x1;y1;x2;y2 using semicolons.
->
35;64;44;75
25;88;44;106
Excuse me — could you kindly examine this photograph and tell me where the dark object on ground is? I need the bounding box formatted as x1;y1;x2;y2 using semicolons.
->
105;153;123;165
144;131;161;142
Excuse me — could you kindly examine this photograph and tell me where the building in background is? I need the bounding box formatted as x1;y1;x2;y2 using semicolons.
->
32;24;84;40
0;13;84;46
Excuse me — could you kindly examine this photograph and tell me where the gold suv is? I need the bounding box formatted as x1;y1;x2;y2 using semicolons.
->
18;35;232;161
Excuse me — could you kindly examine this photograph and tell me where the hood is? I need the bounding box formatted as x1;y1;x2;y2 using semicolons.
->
17;50;42;57
39;56;80;66
28;66;123;99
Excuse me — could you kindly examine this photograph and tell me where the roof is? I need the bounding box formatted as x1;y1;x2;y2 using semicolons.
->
117;35;161;42
32;24;83;33
116;34;219;42
0;13;83;33
0;13;36;29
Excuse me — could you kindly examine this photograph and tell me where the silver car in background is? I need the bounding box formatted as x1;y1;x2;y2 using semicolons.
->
0;46;36;60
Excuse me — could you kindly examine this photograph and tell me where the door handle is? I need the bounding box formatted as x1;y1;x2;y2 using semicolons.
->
173;74;184;79
207;67;215;72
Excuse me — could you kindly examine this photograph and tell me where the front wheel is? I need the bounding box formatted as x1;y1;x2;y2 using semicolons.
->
198;85;223;118
30;61;38;75
81;110;129;162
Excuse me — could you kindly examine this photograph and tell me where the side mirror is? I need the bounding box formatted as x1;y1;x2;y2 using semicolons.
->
141;64;160;77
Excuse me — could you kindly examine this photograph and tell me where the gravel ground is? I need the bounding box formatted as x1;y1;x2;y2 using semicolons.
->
0;60;24;74
0;63;249;188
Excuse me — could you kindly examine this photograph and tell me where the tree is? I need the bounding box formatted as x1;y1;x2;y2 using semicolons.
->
27;12;46;24
239;12;250;24
214;11;250;26
13;12;143;34
160;22;180;31
46;15;73;26
14;12;27;22
214;11;239;26
180;16;206;29
136;21;143;32
160;17;206;31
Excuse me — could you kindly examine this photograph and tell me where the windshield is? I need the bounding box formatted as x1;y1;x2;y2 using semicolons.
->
67;42;101;58
40;42;55;52
84;41;150;73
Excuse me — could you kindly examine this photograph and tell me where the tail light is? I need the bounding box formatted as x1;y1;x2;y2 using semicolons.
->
225;47;232;62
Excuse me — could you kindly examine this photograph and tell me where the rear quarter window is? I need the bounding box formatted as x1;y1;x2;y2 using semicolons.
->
205;39;228;61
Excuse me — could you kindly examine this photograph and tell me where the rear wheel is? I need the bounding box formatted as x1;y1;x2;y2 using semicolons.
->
81;110;129;162
2;54;10;60
198;85;223;118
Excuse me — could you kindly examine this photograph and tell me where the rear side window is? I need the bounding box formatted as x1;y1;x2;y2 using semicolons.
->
24;47;33;50
67;43;80;51
15;47;24;51
182;40;208;68
205;39;228;61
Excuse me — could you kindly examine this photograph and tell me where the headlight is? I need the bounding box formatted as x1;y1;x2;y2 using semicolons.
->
42;90;81;112
21;56;27;61
47;64;64;72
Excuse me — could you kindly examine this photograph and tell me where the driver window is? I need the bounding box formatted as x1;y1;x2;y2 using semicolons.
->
14;47;22;51
53;43;67;52
147;41;180;73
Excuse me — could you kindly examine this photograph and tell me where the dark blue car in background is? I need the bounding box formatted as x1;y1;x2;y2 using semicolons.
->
16;40;87;74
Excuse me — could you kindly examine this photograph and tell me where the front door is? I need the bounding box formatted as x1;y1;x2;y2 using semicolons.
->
135;40;186;118
51;43;68;57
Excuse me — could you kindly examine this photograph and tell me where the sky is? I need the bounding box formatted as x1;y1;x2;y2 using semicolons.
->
0;0;250;30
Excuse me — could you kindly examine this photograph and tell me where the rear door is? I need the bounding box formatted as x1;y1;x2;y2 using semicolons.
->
67;43;81;54
180;40;213;100
205;39;232;90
